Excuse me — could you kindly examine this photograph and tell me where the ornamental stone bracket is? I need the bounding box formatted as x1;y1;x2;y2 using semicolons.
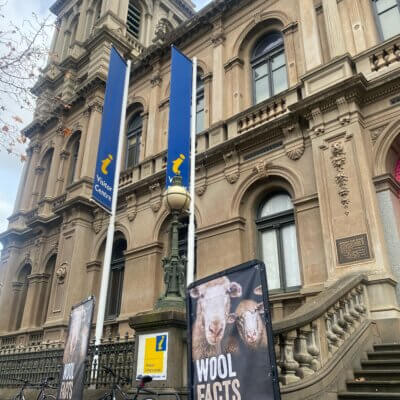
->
310;107;325;136
282;123;305;161
336;97;351;126
223;149;240;184
126;193;137;222
149;182;162;213
56;262;67;283
251;160;272;177
195;163;207;196
92;208;104;234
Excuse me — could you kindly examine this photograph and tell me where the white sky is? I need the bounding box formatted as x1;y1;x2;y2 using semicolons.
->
0;0;212;240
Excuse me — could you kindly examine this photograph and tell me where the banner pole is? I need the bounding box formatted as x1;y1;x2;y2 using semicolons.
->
187;57;197;287
94;59;131;346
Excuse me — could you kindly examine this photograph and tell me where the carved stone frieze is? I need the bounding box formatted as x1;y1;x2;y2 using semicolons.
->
126;193;137;222
330;141;350;215
223;149;240;184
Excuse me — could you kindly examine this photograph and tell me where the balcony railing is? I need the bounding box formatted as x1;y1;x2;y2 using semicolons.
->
0;335;135;389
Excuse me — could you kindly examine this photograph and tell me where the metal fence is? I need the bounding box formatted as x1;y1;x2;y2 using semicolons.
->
0;337;135;389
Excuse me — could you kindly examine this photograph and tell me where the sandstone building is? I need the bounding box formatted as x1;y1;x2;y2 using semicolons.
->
1;0;400;398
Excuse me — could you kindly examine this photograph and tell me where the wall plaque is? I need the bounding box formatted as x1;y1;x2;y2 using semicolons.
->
336;234;371;264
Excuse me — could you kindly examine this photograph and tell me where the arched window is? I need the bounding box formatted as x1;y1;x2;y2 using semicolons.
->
67;134;80;186
256;192;301;292
126;112;142;168
40;149;54;200
372;0;400;41
251;32;288;104
105;239;126;320
196;70;205;134
127;0;142;39
14;264;31;331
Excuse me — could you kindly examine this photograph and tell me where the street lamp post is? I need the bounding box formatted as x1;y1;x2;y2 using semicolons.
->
156;175;190;310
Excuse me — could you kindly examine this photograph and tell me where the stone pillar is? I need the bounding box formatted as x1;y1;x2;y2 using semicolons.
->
375;178;400;300
75;0;89;42
322;0;346;58
80;98;104;179
9;282;25;331
211;22;225;123
203;73;212;129
26;273;51;327
54;17;67;61
282;22;299;88
346;0;367;54
299;0;323;71
13;151;31;213
224;59;242;118
45;138;62;198
20;275;37;329
31;166;44;208
359;0;380;47
145;67;162;157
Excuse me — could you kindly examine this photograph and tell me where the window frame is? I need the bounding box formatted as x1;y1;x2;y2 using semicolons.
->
67;136;80;186
126;112;142;169
251;32;288;105
372;0;400;41
256;194;301;293
127;0;142;39
196;73;205;135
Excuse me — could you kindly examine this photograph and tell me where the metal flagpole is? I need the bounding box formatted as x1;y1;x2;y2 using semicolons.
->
94;59;131;345
187;57;197;287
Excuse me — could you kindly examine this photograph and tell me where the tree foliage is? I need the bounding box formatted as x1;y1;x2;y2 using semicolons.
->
0;2;53;160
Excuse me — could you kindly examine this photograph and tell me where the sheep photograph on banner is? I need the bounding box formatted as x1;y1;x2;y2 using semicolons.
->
186;260;281;400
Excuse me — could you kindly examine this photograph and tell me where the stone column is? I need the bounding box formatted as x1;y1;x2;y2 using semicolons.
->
54;17;67;61
80;98;104;179
21;143;41;211
75;113;89;182
346;0;367;54
13;150;31;213
45;137;62;198
322;0;346;58
75;0;89;42
9;282;24;331
31;166;44;208
224;59;242;118
376;178;400;300
299;0;323;71
20;274;38;329
282;22;299;87
359;0;380;47
211;23;225;123
25;273;51;327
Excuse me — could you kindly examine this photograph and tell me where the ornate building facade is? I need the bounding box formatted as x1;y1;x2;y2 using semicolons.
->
1;0;400;397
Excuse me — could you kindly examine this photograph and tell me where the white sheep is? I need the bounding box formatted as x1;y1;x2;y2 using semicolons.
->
190;277;242;360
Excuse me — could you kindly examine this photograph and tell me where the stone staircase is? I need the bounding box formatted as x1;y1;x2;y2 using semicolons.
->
338;343;400;399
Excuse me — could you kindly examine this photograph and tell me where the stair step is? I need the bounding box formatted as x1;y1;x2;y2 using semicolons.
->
361;360;400;370
374;344;400;352
368;351;400;360
354;369;400;381
346;380;400;393
338;392;400;399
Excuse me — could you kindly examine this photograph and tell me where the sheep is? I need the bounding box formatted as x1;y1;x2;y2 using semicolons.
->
229;299;268;351
190;276;242;360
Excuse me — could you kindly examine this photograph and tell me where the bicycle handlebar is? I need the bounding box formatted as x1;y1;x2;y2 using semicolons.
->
102;366;131;384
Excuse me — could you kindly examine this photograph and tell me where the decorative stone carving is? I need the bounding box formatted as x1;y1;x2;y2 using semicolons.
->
286;145;305;160
149;182;162;213
150;73;162;87
330;141;350;215
311;107;325;136
56;264;67;283
370;125;387;144
92;208;103;234
252;160;270;177
336;97;351;125
195;163;207;196
223;150;240;184
283;122;305;161
126;193;137;222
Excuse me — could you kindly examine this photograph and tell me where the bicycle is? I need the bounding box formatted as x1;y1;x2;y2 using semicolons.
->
99;366;181;400
10;377;57;400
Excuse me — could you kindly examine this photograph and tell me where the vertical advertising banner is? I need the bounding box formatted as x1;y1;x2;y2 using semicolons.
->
187;260;281;400
91;47;127;212
57;297;95;400
166;46;193;189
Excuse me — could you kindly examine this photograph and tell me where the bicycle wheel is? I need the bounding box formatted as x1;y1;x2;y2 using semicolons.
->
42;395;56;400
11;395;25;400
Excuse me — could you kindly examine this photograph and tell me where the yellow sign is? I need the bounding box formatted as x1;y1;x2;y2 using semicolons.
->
172;154;185;175
144;337;164;374
137;333;168;380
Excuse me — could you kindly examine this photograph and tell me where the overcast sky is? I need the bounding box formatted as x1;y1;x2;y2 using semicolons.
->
0;0;212;238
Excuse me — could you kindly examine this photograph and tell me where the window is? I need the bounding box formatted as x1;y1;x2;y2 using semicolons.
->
196;72;205;134
105;239;126;320
126;112;142;168
67;135;80;185
127;0;141;39
14;264;31;331
373;0;400;40
256;193;301;291
40;149;54;200
43;255;56;325
251;32;288;104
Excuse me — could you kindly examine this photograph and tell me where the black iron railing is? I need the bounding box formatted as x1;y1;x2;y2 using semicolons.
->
0;337;135;389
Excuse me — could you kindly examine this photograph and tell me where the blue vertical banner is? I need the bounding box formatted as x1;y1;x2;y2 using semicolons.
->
166;46;193;189
91;47;127;212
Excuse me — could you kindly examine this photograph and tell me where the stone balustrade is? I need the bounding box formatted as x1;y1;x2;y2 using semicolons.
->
273;274;369;387
125;33;145;55
237;97;287;134
370;41;400;72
